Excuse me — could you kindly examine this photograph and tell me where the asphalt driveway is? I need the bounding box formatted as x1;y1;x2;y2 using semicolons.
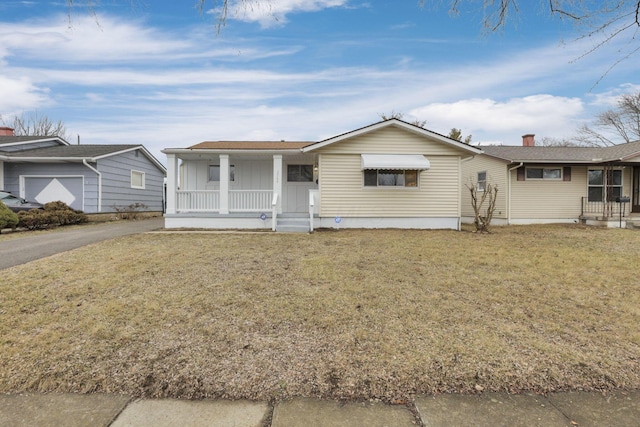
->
0;218;164;270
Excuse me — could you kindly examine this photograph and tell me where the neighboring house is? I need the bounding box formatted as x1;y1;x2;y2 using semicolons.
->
163;119;482;231
461;134;640;226
0;127;166;214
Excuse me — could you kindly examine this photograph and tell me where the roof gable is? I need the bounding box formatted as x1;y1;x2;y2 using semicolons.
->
302;119;482;155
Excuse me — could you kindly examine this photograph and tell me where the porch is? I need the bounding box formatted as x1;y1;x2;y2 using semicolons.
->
163;145;318;231
580;197;640;227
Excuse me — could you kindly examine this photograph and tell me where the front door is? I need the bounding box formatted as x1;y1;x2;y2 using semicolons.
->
633;167;640;213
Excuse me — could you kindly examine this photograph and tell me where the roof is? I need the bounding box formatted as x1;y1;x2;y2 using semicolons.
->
302;119;483;154
188;141;314;150
480;140;640;164
0;144;166;174
0;135;69;146
0;144;142;158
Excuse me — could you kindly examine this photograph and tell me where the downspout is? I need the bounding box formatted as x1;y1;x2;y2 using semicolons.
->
507;163;523;225
83;159;102;213
459;155;476;231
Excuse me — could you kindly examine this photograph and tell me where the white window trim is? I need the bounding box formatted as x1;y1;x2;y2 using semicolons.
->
477;171;487;192
525;167;563;180
208;164;236;183
131;170;145;189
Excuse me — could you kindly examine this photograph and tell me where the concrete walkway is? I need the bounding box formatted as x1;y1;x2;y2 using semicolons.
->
0;217;164;270
0;391;637;427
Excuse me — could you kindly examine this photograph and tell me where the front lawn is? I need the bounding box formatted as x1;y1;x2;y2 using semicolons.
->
1;225;638;402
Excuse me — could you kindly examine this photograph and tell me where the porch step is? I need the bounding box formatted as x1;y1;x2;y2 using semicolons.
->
276;217;310;233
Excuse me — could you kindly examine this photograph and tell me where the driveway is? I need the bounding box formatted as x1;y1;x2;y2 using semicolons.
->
0;218;164;270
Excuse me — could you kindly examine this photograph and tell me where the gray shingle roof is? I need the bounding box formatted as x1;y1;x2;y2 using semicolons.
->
480;140;640;163
1;144;141;159
0;136;65;146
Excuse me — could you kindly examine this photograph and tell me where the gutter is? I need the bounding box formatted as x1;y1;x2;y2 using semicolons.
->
83;159;102;213
507;162;523;225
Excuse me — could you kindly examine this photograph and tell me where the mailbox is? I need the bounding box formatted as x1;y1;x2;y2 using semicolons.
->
616;196;630;203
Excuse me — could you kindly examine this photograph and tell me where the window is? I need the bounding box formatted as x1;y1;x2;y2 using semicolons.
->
208;165;235;182
526;167;562;180
588;169;622;202
477;171;487;191
363;170;418;187
287;164;313;182
131;170;145;189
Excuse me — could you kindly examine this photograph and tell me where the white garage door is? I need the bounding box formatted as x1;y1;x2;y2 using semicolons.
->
24;177;84;211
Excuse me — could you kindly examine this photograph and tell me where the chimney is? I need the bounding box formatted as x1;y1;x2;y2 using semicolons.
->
0;127;15;136
522;134;535;147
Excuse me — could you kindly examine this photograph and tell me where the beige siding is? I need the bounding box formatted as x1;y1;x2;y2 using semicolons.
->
320;125;468;156
461;155;509;219
510;166;587;219
318;154;460;217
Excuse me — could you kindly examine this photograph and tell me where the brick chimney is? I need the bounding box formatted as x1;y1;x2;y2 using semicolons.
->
522;134;535;147
0;127;15;136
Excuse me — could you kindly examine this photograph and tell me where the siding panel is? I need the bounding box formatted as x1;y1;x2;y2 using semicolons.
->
97;150;165;212
319;154;460;217
461;155;509;219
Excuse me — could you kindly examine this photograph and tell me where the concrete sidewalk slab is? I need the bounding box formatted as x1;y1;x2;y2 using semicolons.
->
270;398;417;427
0;393;130;427
415;393;571;427
110;399;269;427
547;390;640;427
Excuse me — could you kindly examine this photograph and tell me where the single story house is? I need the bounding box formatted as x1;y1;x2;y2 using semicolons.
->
0;127;166;214
461;134;640;227
163;119;482;231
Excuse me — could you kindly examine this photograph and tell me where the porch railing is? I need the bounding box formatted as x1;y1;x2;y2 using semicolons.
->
176;190;274;213
230;190;273;212
581;197;629;218
176;190;219;212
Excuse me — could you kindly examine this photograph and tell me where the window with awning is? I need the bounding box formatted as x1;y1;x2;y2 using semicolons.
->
361;154;428;188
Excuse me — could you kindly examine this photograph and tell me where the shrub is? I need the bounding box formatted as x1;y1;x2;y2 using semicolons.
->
0;200;19;233
112;202;149;220
18;201;88;230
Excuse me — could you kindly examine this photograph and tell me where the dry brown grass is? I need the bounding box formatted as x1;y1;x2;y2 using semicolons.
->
1;225;639;402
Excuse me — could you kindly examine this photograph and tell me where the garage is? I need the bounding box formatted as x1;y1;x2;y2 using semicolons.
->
23;176;84;211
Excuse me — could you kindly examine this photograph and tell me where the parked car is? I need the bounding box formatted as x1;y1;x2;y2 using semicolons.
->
0;191;44;212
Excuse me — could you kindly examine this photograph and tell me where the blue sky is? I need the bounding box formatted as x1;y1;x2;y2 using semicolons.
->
1;1;639;163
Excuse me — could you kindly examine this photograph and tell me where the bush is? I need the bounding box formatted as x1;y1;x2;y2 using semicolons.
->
0;200;19;233
112;202;149;220
18;201;88;230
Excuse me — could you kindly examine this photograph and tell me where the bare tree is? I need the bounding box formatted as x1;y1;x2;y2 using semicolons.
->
448;127;472;144
467;180;498;233
576;92;640;146
423;1;640;77
378;111;427;128
1;113;70;140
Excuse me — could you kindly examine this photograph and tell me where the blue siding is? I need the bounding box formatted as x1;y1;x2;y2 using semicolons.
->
97;149;165;212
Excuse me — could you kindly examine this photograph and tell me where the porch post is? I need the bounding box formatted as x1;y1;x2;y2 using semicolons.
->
220;154;230;214
165;153;177;214
0;161;4;191
273;154;283;214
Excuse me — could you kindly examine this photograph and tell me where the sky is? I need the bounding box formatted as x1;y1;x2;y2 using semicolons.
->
1;0;639;164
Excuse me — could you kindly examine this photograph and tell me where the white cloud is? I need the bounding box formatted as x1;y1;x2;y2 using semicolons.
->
0;75;50;114
225;0;350;27
409;95;585;145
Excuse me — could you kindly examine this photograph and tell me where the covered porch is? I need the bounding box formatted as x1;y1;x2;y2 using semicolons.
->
163;142;317;230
